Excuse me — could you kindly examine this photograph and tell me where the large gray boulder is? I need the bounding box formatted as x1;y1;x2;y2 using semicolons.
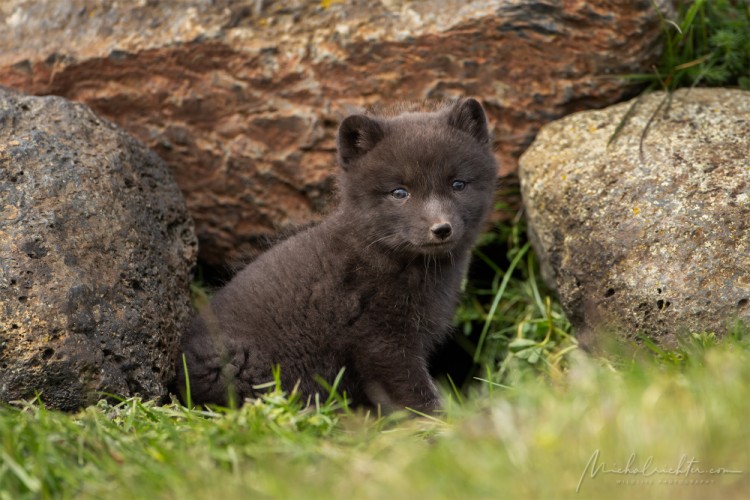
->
519;88;750;348
0;87;197;410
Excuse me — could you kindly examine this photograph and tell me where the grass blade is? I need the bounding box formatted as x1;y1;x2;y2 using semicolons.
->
473;242;530;363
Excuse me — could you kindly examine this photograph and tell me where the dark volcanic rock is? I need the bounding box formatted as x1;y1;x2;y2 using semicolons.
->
519;88;750;348
0;0;671;267
0;87;197;410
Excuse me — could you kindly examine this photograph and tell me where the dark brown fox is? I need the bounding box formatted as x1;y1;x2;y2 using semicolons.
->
177;98;498;412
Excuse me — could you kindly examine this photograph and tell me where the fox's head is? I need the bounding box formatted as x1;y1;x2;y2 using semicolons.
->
336;98;498;257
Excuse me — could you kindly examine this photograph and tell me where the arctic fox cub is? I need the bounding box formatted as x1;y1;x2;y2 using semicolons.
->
177;98;498;412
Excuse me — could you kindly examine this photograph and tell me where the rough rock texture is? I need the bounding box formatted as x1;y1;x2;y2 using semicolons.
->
519;88;750;347
0;0;670;267
0;87;197;410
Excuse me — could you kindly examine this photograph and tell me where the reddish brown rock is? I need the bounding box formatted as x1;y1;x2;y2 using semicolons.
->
0;0;671;267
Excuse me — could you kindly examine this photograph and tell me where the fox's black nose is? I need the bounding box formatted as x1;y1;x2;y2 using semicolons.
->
431;222;452;240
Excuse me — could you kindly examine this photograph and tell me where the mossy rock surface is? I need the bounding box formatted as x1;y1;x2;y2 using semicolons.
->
520;88;750;347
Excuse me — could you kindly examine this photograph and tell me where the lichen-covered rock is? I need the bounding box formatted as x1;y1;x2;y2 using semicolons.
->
0;87;197;410
519;88;750;347
0;0;670;267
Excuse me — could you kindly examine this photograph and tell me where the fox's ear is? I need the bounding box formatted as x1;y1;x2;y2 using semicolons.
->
337;114;384;170
447;98;490;146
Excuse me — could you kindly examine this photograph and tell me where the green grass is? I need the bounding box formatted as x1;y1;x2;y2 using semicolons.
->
453;216;576;390
631;0;750;91
2;336;749;499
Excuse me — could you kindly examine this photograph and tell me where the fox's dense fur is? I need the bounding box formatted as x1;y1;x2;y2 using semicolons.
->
177;98;498;412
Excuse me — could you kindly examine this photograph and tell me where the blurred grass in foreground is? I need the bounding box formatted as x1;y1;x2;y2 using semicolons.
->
2;334;748;499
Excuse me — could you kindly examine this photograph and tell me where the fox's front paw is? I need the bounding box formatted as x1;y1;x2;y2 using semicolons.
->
414;396;442;415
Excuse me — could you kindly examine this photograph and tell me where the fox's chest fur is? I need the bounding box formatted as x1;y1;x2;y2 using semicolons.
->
177;99;498;412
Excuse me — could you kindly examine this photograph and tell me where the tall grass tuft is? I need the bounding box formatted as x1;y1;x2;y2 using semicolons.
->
632;0;750;91
453;215;577;389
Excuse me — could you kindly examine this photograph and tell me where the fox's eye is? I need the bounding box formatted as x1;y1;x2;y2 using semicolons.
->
451;180;466;191
391;187;409;200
